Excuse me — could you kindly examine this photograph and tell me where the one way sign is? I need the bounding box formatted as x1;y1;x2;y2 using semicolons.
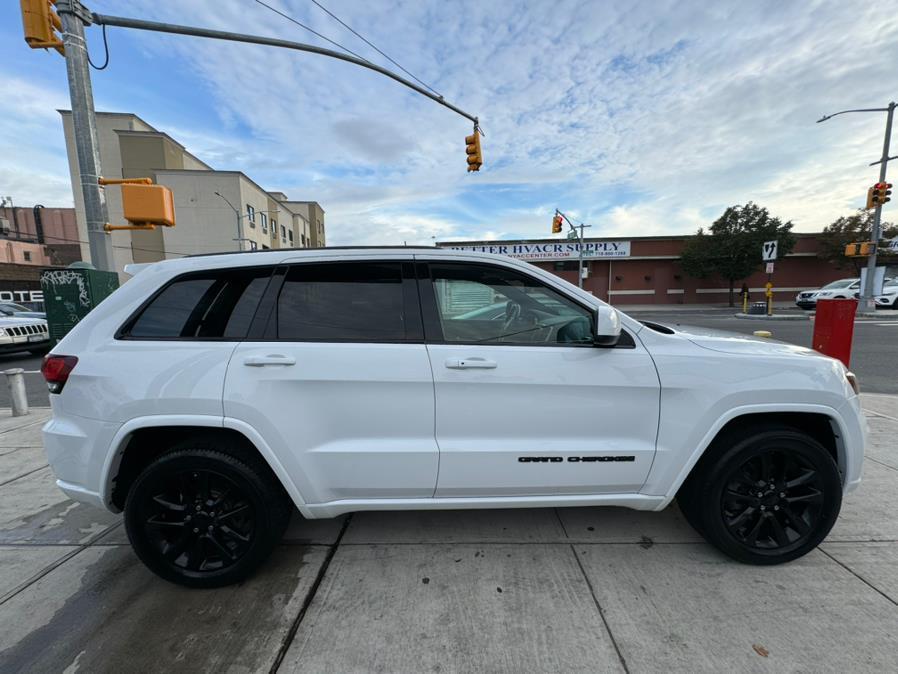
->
762;240;778;262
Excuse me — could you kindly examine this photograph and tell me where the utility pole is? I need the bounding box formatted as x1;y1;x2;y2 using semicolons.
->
57;0;115;272
864;103;895;313
817;101;896;314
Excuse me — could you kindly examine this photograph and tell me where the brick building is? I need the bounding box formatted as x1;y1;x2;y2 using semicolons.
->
441;233;859;305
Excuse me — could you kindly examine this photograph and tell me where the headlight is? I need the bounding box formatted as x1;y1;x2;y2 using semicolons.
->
0;328;6;336
846;371;860;395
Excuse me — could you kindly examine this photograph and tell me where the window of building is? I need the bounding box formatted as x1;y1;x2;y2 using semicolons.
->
23;251;32;262
428;263;594;345
280;224;287;242
277;262;405;341
288;230;294;246
260;212;268;233
121;267;273;339
246;205;255;226
301;233;307;247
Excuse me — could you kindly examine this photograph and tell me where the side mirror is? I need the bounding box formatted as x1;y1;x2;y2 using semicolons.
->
595;305;621;347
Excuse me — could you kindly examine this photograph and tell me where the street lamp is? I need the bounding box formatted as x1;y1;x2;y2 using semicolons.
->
817;102;896;314
214;192;279;252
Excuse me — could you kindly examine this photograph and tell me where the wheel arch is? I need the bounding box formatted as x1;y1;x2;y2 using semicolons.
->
103;416;310;516
657;405;848;509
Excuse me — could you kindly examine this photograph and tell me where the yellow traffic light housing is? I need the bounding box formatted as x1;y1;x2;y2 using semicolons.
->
465;128;483;172
845;241;876;257
872;182;893;206
866;187;875;209
20;0;64;55
99;178;176;231
552;214;563;233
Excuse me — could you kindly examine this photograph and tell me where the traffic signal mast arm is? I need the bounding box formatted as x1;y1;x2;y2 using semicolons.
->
91;12;478;127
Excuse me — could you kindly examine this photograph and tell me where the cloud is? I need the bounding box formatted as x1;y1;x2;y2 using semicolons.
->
3;0;898;244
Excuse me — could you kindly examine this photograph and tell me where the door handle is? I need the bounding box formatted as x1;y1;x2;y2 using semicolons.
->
444;357;497;369
243;354;296;367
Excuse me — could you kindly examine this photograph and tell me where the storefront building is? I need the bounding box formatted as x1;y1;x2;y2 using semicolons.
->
440;233;849;305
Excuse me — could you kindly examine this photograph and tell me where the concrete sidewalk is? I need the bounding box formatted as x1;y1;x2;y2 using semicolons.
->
1;401;897;672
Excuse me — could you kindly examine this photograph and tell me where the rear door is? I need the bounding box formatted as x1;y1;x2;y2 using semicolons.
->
223;258;438;505
420;260;660;497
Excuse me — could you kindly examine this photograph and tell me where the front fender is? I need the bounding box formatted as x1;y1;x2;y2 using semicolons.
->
643;402;858;509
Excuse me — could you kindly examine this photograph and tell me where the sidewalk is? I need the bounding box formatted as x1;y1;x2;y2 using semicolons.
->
1;400;897;672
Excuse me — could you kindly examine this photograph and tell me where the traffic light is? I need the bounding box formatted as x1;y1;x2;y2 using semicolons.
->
465;129;482;172
19;0;64;55
845;242;876;257
99;177;176;231
872;182;893;206
866;187;875;209
552;214;563;233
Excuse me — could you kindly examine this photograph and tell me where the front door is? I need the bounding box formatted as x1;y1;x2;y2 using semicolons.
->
420;260;660;498
223;259;438;505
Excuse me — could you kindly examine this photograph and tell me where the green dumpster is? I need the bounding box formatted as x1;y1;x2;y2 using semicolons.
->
40;265;119;347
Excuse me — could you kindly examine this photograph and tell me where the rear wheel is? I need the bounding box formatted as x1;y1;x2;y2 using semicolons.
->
124;447;291;587
680;428;841;565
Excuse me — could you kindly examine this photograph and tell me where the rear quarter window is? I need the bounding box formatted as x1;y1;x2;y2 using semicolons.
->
120;267;273;339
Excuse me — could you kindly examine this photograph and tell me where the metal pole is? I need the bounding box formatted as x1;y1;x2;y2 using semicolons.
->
578;223;584;289
861;101;894;314
58;0;115;272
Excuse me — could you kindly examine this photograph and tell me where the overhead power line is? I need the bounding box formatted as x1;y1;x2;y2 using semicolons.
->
252;0;370;64
307;0;443;98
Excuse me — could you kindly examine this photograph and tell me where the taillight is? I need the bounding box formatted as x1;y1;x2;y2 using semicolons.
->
41;355;78;394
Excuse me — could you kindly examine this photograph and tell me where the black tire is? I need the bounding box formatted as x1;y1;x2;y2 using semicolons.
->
124;447;291;588
681;427;841;565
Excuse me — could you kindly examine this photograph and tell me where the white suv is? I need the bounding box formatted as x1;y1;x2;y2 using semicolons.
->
41;248;866;587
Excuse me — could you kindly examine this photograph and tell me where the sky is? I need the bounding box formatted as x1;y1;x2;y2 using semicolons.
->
3;0;898;246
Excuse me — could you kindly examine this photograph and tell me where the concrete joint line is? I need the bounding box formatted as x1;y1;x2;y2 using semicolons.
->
0;521;123;607
269;514;352;673
864;456;898;473
819;547;898;608
0;464;49;488
569;544;630;674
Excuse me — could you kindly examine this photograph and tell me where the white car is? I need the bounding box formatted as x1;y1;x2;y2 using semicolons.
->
795;278;859;309
41;248;866;587
875;278;898;309
0;316;50;355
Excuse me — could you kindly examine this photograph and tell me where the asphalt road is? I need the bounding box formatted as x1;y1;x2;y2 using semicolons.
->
0;308;894;408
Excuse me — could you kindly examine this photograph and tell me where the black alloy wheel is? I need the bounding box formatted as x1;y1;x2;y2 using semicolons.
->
141;468;255;574
684;427;842;565
721;450;824;553
125;448;291;587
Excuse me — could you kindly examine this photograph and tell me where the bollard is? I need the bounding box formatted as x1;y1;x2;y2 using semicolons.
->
753;330;772;338
3;369;29;417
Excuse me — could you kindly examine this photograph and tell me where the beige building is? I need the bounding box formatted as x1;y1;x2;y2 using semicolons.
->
60;111;326;273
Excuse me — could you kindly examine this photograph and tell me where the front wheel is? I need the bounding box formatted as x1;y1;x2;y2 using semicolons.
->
683;428;842;565
124;448;291;587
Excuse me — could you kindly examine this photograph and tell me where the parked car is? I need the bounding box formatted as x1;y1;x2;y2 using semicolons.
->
0;316;50;355
41;248;866;587
795;278;859;309
0;302;46;319
875;278;898;309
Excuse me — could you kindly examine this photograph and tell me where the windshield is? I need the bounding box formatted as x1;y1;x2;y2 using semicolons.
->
0;303;30;312
821;280;855;290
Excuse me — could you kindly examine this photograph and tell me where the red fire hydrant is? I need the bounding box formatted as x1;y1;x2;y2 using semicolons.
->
812;298;857;367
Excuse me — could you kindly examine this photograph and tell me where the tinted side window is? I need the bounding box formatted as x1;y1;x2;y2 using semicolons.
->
429;263;594;345
277;262;405;341
125;267;272;339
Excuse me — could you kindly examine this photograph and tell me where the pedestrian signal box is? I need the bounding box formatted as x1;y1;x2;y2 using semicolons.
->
99;177;176;231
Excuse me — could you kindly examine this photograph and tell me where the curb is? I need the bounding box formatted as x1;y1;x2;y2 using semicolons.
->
734;313;809;321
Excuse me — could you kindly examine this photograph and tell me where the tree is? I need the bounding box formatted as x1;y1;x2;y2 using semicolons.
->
680;203;796;306
817;210;897;273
